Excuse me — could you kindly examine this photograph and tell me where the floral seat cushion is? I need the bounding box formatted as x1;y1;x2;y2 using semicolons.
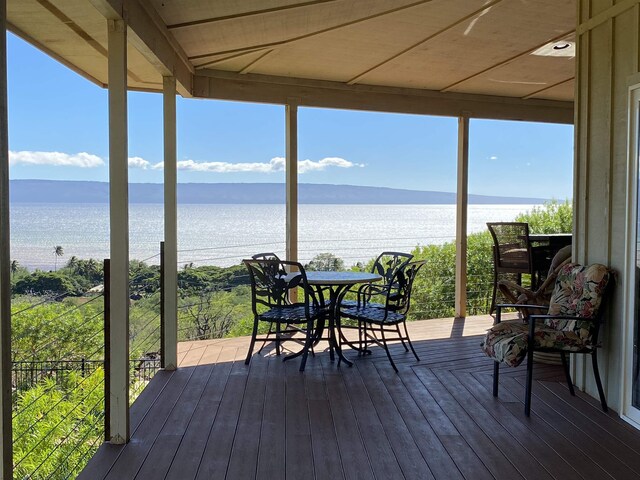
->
481;263;611;368
481;320;595;367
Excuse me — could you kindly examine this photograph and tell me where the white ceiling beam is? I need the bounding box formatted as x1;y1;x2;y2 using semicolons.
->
190;0;435;65
89;0;194;96
347;0;504;85
440;30;575;93
195;70;574;124
167;0;341;30
522;77;574;100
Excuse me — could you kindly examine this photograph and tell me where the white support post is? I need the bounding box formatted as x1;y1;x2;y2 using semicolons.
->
455;116;470;319
107;18;130;444
162;76;178;370
285;103;298;264
0;0;12;476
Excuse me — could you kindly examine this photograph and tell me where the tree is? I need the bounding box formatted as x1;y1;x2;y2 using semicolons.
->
305;253;345;271
11;259;19;277
13;271;82;297
53;245;64;271
65;255;78;269
179;290;237;341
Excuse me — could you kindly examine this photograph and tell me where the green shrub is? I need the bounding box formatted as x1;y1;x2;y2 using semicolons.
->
13;271;83;297
515;199;572;233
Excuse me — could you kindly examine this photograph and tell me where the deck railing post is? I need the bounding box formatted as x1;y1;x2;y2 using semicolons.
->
107;18;130;444
286;101;299;303
162;76;178;370
0;0;12;476
455;115;470;318
103;258;111;442
160;242;165;369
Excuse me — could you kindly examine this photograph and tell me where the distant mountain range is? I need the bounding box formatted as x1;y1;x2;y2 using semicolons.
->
9;180;547;205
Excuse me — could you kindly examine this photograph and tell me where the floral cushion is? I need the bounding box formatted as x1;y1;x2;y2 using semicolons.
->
481;321;528;367
545;263;610;343
482;263;611;367
481;320;595;367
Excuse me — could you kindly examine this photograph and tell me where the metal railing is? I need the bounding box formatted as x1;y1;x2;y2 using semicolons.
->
171;233;498;347
129;249;163;403
11;262;108;480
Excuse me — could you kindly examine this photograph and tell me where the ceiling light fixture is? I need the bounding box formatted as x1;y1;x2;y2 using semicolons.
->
531;41;575;58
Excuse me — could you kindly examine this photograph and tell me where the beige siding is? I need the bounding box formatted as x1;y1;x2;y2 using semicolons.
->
576;0;639;411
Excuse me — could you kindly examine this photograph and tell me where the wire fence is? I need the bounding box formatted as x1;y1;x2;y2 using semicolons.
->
173;233;500;346
129;255;163;403
11;285;106;480
10;253;169;478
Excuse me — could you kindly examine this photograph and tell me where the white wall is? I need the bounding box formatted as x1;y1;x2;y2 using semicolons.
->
575;0;640;411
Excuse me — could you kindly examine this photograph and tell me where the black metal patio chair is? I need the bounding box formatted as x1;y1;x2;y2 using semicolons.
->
481;262;613;416
340;259;426;371
243;258;324;371
341;251;414;309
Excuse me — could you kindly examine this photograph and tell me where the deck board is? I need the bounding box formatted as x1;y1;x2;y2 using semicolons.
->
80;315;640;480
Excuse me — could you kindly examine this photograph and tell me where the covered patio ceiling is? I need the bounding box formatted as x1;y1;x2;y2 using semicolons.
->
7;0;575;122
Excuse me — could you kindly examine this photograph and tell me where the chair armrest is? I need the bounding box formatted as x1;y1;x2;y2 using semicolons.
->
494;303;548;324
496;303;549;310
352;282;387;306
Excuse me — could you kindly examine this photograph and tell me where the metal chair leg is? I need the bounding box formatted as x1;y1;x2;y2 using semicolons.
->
379;325;398;372
245;320;259;365
396;324;409;352
363;322;369;355
490;266;498;314
493;361;500;397
299;320;314;372
275;322;281;356
592;349;608;412
525;349;534;416
560;351;575;396
257;323;274;354
403;322;420;361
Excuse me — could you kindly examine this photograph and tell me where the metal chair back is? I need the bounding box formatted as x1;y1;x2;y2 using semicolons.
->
251;252;281;261
487;222;533;273
384;259;426;315
372;251;414;284
243;258;313;315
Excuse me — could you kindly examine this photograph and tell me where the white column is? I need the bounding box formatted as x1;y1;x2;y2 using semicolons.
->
286;103;298;264
455;116;470;318
107;18;130;444
162;76;178;370
0;0;12;476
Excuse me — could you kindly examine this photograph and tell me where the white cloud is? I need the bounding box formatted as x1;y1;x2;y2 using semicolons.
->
8;150;363;175
298;157;363;173
170;156;362;174
489;155;498;161
128;156;151;169
9;151;104;168
175;157;285;173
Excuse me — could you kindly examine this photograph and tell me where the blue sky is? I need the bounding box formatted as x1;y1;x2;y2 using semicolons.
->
7;33;574;199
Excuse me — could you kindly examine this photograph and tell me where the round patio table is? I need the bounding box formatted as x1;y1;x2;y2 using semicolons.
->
302;271;381;367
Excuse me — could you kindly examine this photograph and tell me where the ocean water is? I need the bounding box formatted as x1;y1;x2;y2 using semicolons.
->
10;203;538;270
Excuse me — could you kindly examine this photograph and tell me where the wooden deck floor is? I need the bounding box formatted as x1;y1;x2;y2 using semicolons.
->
79;316;640;480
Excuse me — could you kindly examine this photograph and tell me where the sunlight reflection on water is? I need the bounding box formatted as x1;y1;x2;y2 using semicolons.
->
11;203;537;270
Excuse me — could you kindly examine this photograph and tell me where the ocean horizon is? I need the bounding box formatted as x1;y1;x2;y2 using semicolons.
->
11;202;539;271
